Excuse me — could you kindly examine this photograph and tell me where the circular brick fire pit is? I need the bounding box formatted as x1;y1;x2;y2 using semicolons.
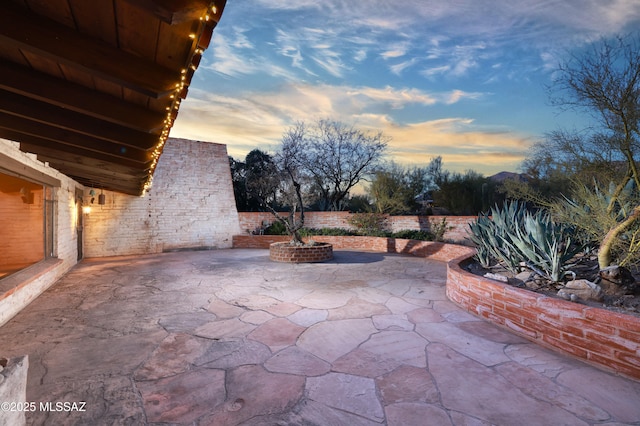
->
269;242;333;263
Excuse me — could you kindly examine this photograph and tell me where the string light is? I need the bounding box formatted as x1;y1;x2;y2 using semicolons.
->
141;1;219;195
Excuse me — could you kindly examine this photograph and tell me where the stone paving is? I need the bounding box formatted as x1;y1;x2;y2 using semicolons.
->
1;249;640;425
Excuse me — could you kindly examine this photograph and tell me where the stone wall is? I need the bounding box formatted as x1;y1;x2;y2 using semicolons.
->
0;356;28;426
83;138;241;257
0;139;80;327
237;211;474;243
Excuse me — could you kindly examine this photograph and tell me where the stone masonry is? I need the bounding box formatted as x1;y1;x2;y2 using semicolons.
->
83;138;241;257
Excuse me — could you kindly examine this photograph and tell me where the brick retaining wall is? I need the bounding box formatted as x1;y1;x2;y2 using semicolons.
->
233;235;640;380
447;256;640;380
237;212;474;243
232;235;470;263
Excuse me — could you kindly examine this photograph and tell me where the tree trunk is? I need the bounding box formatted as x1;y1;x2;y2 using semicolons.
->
598;204;640;269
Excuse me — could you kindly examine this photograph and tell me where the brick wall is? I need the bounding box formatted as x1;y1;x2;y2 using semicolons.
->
0;188;44;266
83;138;241;257
232;235;473;263
447;255;640;381
237;211;474;243
0;139;80;326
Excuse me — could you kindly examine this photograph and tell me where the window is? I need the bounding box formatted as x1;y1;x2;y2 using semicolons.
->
0;171;55;279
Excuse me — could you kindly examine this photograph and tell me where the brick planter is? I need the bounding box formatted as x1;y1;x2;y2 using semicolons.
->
269;242;333;263
447;255;640;381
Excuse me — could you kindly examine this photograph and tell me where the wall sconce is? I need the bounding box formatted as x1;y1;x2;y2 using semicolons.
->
82;205;91;214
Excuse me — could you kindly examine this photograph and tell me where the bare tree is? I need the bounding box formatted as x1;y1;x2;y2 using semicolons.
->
245;119;389;244
295;119;388;211
272;124;308;244
549;34;640;268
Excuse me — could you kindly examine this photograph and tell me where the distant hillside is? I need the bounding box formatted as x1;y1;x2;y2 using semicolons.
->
488;171;528;182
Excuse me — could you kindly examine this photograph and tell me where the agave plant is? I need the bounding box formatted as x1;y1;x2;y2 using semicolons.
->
468;201;582;282
468;202;525;273
467;216;494;269
512;210;581;282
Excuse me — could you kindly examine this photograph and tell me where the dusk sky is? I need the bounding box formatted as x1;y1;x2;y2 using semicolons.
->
171;0;640;176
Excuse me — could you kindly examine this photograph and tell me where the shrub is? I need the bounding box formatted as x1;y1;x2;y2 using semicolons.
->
299;228;355;236
429;217;450;242
264;221;287;235
347;212;389;235
552;180;640;268
391;230;434;241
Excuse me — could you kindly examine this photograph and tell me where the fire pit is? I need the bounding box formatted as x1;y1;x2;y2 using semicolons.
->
269;242;333;263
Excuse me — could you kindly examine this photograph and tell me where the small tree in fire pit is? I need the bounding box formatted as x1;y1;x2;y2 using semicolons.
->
247;119;388;245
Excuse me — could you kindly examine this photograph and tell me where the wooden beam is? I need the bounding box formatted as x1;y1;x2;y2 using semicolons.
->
122;0;211;24
33;153;148;180
15;141;152;172
9;141;148;195
0;90;160;150
0;60;165;132
0;3;181;98
67;173;143;195
45;165;144;186
0;120;153;165
40;157;146;189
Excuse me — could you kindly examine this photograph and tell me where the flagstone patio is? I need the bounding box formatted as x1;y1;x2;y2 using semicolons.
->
1;249;639;425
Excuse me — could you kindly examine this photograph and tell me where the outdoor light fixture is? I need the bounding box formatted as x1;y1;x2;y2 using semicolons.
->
98;188;105;205
82;205;91;214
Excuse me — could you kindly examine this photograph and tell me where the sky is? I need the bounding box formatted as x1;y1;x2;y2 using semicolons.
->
171;0;640;176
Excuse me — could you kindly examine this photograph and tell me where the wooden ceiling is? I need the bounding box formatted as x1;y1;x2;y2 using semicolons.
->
0;0;226;195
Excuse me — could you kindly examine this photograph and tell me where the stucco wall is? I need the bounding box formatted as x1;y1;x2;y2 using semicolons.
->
83;138;241;257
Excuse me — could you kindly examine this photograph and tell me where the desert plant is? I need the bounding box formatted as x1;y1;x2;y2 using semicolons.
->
511;210;582;282
467;216;497;269
429;217;450;242
469;201;527;273
553;180;640;268
468;201;582;281
348;212;389;236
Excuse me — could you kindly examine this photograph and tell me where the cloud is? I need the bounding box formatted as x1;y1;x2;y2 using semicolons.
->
173;83;525;174
444;89;483;104
381;41;411;59
179;0;640;176
389;58;418;76
383;119;532;174
353;49;367;62
205;32;296;80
